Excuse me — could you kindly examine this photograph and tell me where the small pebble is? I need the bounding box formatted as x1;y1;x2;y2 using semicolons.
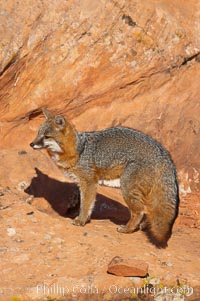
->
44;234;51;240
18;150;27;155
26;196;34;204
149;277;161;285
53;237;64;244
27;211;34;215
17;181;28;191
161;261;174;267
130;276;142;284
14;239;24;243
7;228;16;237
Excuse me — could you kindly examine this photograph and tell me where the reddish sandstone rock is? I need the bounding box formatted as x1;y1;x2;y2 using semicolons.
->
107;256;149;277
0;0;199;195
0;1;200;299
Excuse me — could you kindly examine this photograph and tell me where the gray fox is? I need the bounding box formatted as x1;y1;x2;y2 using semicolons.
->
30;108;179;248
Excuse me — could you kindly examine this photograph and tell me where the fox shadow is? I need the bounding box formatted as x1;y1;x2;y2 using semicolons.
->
25;168;130;226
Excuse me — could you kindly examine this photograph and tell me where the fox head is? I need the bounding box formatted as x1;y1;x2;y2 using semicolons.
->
30;108;77;154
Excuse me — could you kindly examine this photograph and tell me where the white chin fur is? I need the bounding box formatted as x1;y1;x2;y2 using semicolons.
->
44;140;62;153
33;145;43;149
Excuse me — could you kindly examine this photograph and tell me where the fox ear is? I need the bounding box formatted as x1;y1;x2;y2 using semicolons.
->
42;107;53;120
54;115;66;130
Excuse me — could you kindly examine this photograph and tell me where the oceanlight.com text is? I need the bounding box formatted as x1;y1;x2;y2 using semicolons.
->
36;283;194;297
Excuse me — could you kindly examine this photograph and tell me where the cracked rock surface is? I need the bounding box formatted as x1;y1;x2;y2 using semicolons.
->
0;0;200;300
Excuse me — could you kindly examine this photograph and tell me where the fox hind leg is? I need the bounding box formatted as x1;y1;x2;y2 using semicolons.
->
117;163;150;234
117;192;145;233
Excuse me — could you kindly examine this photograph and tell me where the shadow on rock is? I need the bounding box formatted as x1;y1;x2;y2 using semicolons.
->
25;168;130;225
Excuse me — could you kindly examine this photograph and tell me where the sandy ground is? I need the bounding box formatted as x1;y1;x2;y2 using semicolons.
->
0;149;199;301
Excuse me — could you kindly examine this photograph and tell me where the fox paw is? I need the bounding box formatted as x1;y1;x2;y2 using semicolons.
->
117;225;135;234
117;225;129;233
71;217;85;227
139;220;148;231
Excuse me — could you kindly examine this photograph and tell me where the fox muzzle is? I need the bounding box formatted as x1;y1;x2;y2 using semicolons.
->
30;141;45;149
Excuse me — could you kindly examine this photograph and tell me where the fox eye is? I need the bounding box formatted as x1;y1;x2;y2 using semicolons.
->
44;134;52;139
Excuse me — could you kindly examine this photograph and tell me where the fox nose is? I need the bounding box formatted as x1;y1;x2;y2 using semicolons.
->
30;142;34;148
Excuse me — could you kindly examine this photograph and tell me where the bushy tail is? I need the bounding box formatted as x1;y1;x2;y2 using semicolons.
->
145;182;179;248
145;215;173;249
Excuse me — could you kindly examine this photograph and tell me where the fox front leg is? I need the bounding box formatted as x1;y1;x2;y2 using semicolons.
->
71;180;97;226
